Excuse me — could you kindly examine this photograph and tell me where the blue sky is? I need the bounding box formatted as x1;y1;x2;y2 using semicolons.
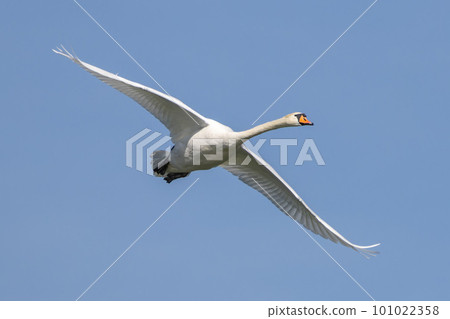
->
1;0;449;300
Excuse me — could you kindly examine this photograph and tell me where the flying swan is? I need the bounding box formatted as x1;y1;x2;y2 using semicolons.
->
53;47;380;257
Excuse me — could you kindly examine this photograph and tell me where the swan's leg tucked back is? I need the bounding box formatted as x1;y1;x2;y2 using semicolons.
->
163;172;190;183
151;150;191;183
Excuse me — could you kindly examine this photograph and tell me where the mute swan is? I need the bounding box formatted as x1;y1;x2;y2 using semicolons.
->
53;47;380;257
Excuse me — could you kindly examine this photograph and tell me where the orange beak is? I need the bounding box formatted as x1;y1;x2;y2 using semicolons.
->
299;115;314;126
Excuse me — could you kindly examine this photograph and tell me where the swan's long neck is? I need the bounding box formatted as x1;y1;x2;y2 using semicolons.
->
235;118;289;140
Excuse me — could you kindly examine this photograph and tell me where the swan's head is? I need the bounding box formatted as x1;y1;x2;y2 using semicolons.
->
285;112;314;126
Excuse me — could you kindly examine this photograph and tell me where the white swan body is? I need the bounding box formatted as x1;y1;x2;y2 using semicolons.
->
169;120;236;172
53;47;380;257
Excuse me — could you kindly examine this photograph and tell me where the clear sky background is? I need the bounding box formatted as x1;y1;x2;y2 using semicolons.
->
1;0;449;301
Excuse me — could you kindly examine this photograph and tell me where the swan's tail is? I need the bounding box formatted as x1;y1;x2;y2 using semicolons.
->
152;150;171;177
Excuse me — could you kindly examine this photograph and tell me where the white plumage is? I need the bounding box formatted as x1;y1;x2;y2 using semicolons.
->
54;46;380;257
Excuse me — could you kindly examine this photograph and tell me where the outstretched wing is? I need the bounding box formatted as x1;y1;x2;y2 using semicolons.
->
221;145;380;257
53;46;209;142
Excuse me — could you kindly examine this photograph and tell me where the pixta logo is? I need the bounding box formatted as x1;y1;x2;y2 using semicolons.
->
126;129;172;175
126;128;325;175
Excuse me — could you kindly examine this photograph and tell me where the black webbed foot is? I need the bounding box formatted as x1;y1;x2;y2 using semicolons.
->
164;172;190;183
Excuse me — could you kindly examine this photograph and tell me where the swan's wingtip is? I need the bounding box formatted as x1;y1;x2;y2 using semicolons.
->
52;45;76;61
356;243;381;259
365;242;381;249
